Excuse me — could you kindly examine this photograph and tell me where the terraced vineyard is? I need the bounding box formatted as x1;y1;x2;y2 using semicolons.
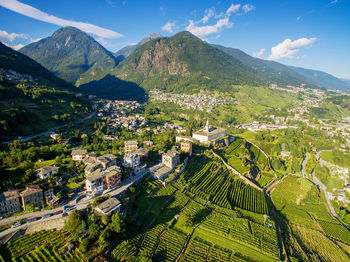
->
153;229;187;262
182;238;211;262
140;224;167;256
4;230;86;262
317;219;350;244
183;154;268;214
199;211;279;258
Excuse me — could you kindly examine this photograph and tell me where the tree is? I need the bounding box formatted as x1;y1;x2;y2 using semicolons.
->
109;213;125;234
64;210;83;241
79;237;89;253
98;228;111;248
89;222;101;239
101;215;110;225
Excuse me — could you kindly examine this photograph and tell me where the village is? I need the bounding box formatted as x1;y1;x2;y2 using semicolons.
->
0;120;226;222
150;90;234;112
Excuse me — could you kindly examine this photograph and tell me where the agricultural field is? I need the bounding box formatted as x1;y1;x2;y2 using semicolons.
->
182;154;268;214
1;230;86;261
219;138;275;187
153;229;187;262
317;219;350;244
199;211;279;259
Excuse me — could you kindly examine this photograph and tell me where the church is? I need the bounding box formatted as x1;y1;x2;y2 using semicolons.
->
192;120;226;145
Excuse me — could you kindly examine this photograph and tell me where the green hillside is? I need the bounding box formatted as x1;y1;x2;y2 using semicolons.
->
20;27;118;86
113;31;265;93
0;42;92;137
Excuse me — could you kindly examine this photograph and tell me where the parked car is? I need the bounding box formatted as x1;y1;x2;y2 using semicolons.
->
11;222;21;228
28;217;39;223
62;212;68;217
54;210;63;215
41;214;52;219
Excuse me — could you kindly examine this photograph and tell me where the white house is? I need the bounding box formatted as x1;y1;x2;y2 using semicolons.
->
35;166;59;179
123;153;141;168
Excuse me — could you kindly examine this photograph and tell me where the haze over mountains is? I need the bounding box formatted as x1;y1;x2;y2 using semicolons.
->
14;26;350;101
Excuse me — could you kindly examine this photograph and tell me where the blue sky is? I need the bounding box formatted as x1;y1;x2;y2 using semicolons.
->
0;0;349;78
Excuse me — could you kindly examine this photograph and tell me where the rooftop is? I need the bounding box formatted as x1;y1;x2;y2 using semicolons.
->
124;140;138;145
20;185;43;197
35;165;59;175
0;190;20;202
71;149;88;155
94;198;121;215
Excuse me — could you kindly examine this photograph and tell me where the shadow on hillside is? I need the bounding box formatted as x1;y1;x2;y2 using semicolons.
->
79;74;148;102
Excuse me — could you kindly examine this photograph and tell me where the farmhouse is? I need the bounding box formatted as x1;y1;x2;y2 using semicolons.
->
35;165;59;179
192;120;226;145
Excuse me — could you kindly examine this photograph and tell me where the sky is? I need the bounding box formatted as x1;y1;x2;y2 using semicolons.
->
0;0;349;79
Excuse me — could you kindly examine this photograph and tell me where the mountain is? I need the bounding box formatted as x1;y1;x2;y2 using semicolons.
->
340;78;350;86
19;27;118;86
288;65;350;91
114;33;162;60
212;44;315;88
0;42;91;138
111;31;316;94
112;31;268;93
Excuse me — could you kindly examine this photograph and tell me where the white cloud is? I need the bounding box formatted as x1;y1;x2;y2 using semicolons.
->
0;30;27;42
253;48;265;58
268;37;317;60
242;4;255;13
186;17;233;38
0;0;123;39
3;42;25;50
96;37;107;47
161;21;176;33
330;0;338;4
226;4;240;15
201;8;215;24
297;16;301;21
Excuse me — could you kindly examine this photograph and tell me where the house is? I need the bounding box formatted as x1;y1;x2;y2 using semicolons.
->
134;148;149;159
192;120;226;145
143;140;153;148
124;140;138;152
35;165;59;179
150;150;180;181
83;154;117;176
0;190;21;216
94;198;121;216
180;141;192;155
162;150;180;169
123;153;141;168
338;190;346;202
44;188;55;202
280;151;292;158
20;185;44;210
50;133;60;140
71;149;88;161
85;166;121;193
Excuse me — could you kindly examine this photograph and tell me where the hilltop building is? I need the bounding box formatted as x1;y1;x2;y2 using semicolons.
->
150;150;180;181
192;120;226;145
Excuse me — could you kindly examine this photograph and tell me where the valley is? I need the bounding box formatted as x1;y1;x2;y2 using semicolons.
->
0;16;349;262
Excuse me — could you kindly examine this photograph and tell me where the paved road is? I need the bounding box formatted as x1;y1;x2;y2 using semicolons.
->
301;153;310;179
301;151;338;218
2;111;96;144
0;167;149;229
